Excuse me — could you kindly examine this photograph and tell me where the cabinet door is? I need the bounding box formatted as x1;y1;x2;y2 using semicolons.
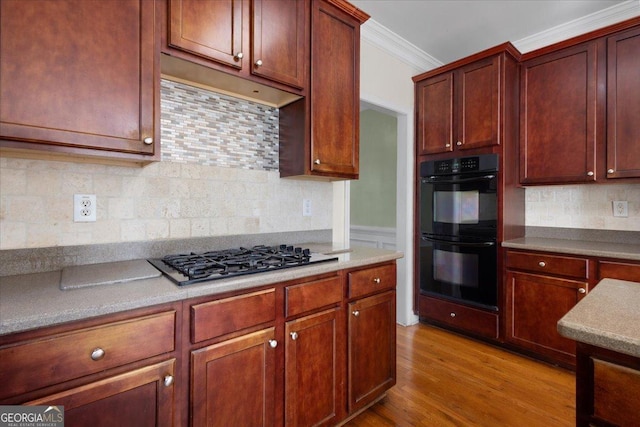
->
191;328;276;427
505;271;588;366
606;26;640;179
27;359;175;427
348;291;396;413
416;73;455;155
168;0;244;69
0;0;157;157
458;56;500;150
310;0;360;178
285;308;343;427
520;41;603;184
252;0;307;89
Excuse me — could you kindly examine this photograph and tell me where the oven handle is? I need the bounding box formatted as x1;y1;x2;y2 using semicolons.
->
421;235;496;247
422;174;495;184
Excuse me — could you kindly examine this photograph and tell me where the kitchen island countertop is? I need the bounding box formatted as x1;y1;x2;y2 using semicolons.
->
0;245;402;336
558;278;640;358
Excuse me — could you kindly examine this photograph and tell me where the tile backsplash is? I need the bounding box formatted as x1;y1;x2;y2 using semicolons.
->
525;184;640;231
161;79;279;170
0;80;332;250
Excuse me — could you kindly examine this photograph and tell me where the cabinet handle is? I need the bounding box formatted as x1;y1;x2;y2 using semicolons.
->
90;348;105;361
314;159;321;165
268;339;278;348
290;332;298;340
607;169;614;174
352;310;360;317
143;137;153;145
450;312;456;318
578;288;586;294
456;141;462;146
587;171;594;177
163;375;174;387
445;143;451;148
373;277;381;284
538;261;546;267
234;52;243;60
255;59;263;67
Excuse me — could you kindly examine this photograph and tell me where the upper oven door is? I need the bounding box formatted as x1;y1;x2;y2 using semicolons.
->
420;171;498;239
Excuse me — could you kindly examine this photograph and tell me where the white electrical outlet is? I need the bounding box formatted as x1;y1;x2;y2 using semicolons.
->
74;194;97;222
303;199;312;217
612;200;628;218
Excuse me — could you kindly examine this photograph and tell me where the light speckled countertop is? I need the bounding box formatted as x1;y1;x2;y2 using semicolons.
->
502;237;640;261
0;246;402;336
558;279;640;358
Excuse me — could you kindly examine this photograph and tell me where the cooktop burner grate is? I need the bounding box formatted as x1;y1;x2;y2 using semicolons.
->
148;244;338;286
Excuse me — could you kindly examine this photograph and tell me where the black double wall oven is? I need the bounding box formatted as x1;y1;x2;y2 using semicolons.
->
419;154;499;311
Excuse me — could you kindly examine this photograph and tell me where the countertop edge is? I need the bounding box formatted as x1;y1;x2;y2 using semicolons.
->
502;237;640;261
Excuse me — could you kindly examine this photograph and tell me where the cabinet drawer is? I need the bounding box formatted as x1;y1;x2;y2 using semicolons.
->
598;260;640;282
191;288;276;343
419;295;498;339
506;251;588;279
593;359;640;426
285;275;342;317
348;263;396;299
0;310;176;399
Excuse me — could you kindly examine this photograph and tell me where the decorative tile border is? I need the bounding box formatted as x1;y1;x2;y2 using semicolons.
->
160;79;279;170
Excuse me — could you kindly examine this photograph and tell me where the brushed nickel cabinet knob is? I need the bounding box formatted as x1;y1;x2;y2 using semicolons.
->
91;348;105;361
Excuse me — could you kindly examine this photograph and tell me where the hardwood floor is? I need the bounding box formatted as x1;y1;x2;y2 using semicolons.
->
346;323;575;426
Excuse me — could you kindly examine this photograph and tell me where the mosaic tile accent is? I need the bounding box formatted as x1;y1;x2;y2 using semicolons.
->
161;79;279;170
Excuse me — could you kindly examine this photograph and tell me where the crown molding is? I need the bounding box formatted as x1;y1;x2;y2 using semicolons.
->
360;1;640;71
360;18;443;72
513;0;640;53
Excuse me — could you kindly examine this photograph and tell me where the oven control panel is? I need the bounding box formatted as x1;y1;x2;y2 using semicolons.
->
421;154;499;176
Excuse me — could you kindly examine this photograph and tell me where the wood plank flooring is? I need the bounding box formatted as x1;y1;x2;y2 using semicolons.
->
346;323;575;426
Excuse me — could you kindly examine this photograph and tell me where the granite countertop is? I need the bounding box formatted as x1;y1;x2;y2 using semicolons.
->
558;278;640;358
502;237;640;261
0;246;403;336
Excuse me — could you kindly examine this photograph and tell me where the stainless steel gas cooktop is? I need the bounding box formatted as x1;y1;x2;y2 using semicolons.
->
148;244;338;286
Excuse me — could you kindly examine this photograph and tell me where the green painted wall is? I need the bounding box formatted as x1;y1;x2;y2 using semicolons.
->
350;109;397;228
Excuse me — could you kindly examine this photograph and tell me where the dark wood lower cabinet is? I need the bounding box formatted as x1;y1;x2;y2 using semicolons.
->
348;290;396;413
418;295;499;340
285;308;344;427
28;359;176;427
1;262;399;426
576;343;640;427
505;271;587;366
191;328;277;427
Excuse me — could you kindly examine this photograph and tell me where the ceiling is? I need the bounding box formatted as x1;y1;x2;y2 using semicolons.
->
349;0;627;64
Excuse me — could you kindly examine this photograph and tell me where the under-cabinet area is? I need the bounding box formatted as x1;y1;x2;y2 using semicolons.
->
0;249;400;427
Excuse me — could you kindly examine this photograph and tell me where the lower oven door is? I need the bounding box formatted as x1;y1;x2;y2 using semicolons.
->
419;235;497;310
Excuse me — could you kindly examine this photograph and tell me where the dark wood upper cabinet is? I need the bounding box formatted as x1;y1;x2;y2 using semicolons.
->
606;25;640;180
166;0;307;91
169;0;244;69
520;41;604;184
0;0;159;161
279;0;369;180
416;73;454;155
415;48;510;156
252;0;307;89
519;16;640;185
